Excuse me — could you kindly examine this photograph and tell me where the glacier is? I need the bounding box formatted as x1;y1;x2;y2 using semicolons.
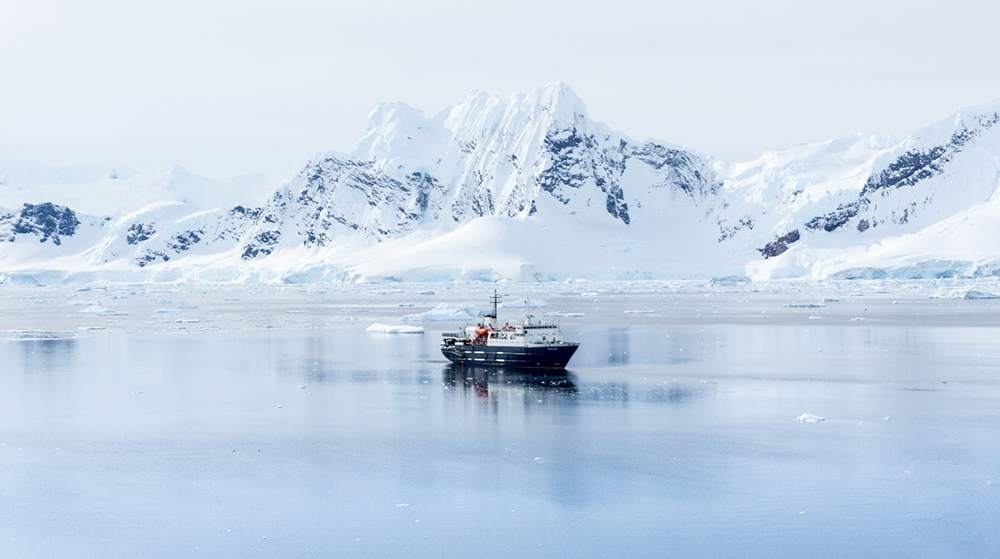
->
3;83;1000;283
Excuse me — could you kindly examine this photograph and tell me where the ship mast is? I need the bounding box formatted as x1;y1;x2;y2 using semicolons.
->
485;289;500;320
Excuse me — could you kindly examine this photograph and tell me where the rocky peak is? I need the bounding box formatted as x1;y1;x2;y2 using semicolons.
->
0;202;80;245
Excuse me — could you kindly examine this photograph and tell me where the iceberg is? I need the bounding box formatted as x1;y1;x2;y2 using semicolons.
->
964;290;1000;300
400;303;480;323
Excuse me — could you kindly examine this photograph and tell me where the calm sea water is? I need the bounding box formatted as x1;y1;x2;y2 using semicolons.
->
1;286;999;557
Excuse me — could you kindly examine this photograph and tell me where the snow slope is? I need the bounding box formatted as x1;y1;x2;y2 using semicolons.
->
2;84;1000;283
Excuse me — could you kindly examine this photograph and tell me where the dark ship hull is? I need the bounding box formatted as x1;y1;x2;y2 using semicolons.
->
441;343;579;369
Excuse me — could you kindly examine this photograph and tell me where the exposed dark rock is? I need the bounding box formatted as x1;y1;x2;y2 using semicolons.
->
230;205;263;220
863;146;948;194
758;229;801;258
3;203;80;245
167;230;203;253
254;156;434;245
605;191;630;224
240;230;281;260
864;112;998;195
538;125;590;205
126;223;155;245
805;200;866;232
632;142;721;198
135;249;169;267
719;217;754;242
806;111;999;233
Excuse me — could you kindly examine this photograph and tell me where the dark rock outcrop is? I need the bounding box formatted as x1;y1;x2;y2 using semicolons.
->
0;202;80;245
126;223;155;245
758;229;801;258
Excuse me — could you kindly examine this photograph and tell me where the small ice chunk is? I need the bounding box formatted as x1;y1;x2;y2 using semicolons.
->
80;304;108;314
796;413;826;423
501;299;548;308
366;323;425;334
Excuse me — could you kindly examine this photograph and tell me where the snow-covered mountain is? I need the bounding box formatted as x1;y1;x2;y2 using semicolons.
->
3;84;1000;283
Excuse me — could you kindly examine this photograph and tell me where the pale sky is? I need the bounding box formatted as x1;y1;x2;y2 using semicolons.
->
2;0;999;179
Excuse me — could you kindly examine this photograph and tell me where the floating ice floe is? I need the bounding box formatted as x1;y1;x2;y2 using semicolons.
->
80;304;110;314
796;413;826;423
400;303;479;323
501;299;548;308
964;290;1000;300
366;323;425;334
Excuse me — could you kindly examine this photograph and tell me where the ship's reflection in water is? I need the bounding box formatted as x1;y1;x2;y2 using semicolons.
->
443;364;707;410
443;364;577;405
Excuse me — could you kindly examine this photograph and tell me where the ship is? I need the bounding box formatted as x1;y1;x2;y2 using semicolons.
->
440;292;579;369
